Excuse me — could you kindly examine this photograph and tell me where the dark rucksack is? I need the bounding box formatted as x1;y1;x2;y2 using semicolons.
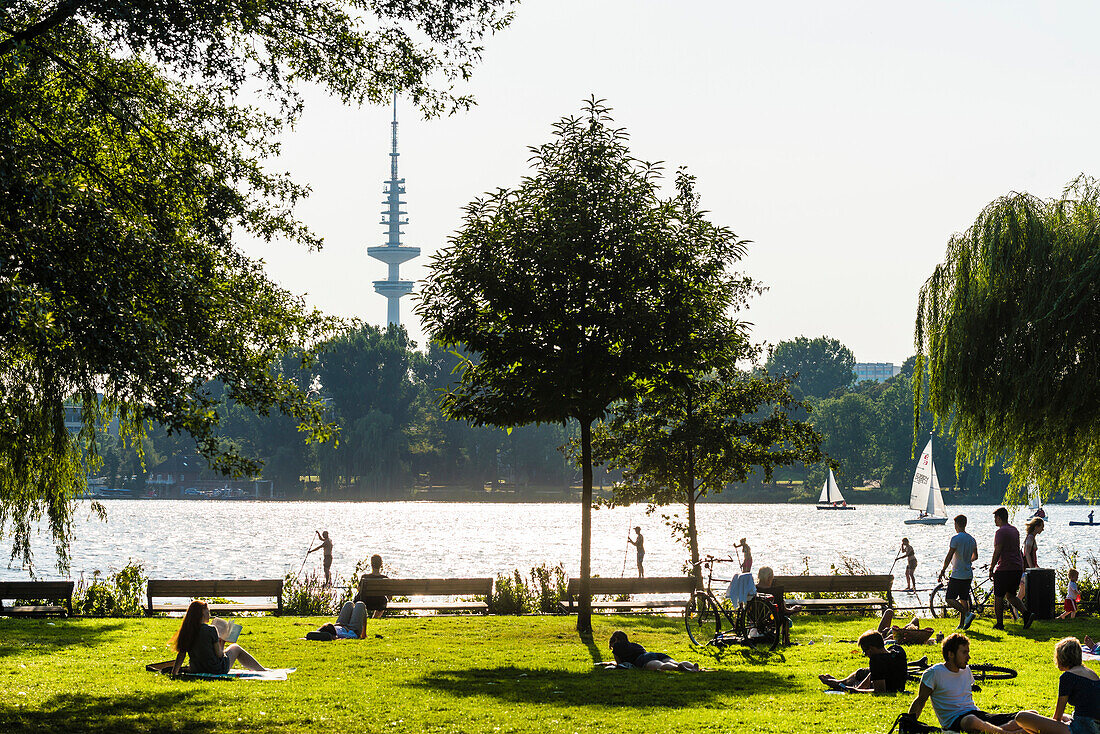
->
887;713;942;734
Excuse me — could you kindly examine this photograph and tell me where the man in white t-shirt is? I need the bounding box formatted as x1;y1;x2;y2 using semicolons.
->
939;514;979;629
907;633;1022;733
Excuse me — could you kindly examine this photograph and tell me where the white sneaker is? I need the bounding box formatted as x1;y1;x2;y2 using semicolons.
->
962;611;976;629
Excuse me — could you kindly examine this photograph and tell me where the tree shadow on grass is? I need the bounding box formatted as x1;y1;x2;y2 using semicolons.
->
0;689;214;734
0;619;128;660
406;666;797;708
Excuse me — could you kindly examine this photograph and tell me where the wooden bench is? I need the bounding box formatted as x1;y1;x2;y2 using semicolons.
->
0;581;75;617
356;578;493;614
770;574;893;614
146;579;283;616
563;577;699;613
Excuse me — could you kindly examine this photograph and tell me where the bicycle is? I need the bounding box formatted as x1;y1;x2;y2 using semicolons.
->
928;564;998;620
906;655;1017;684
683;555;782;651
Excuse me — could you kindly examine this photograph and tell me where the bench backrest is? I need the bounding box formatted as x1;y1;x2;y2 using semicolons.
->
566;576;698;597
357;578;493;597
770;574;893;594
147;579;283;598
0;581;74;601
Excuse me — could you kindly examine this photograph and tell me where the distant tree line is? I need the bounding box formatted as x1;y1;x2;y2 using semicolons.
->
762;336;1013;503
97;325;581;498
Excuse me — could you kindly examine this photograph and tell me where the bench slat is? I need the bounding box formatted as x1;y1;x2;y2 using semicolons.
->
387;602;489;611
565;576;698;596
357;578;493;596
147;580;283;596
771;575;893;594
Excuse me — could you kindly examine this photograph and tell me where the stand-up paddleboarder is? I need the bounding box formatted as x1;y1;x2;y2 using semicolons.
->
308;530;334;586
627;527;645;578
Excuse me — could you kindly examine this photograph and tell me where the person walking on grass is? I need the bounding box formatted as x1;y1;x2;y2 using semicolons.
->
990;507;1034;631
1058;570;1081;621
627;527;645;578
939;514;979;629
308;529;334;586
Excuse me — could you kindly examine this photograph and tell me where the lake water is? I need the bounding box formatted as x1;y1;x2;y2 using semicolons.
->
3;501;1091;592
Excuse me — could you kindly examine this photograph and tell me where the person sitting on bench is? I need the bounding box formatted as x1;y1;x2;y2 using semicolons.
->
353;554;389;619
609;630;700;671
755;566;801;645
1015;637;1100;734
818;629;908;693
907;632;1022;733
308;600;368;640
170;600;265;676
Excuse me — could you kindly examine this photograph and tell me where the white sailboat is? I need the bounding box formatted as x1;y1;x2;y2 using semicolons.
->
905;436;947;525
816;468;855;510
1028;484;1047;520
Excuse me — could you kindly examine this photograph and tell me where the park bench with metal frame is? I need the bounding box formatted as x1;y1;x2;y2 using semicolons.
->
771;574;893;614
0;581;75;617
562;576;698;614
145;579;283;616
356;577;493;614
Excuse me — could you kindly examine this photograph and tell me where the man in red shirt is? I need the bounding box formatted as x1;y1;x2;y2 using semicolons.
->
989;507;1034;631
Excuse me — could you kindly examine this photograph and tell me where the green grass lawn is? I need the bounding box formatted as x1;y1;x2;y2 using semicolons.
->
1;612;1096;733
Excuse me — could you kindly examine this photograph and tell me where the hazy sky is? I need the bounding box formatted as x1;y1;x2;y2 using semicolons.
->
241;1;1099;365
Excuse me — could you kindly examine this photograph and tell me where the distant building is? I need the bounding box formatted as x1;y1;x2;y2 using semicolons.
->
854;362;901;383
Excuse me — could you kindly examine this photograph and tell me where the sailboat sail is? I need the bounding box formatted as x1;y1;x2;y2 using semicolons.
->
818;469;846;504
910;439;945;516
1029;484;1041;511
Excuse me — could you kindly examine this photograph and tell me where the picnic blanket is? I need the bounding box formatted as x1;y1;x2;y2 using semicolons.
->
146;660;296;681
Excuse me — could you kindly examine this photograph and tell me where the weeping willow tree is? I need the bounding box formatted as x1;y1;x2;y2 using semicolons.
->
915;175;1100;502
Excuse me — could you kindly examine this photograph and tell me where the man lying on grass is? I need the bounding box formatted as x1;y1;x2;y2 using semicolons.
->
907;633;1022;733
609;631;701;672
819;629;907;694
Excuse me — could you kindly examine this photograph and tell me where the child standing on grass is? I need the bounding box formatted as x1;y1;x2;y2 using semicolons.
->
1059;570;1081;620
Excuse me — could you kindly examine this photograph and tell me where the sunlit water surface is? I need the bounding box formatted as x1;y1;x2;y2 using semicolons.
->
4;501;1091;591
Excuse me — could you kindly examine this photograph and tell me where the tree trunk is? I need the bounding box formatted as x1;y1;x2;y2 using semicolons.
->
576;419;593;634
686;478;701;589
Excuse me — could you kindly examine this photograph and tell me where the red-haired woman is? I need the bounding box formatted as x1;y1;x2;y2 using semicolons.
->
170;600;265;676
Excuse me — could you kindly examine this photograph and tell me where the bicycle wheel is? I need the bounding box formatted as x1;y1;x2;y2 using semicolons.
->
928;584;949;618
740;596;782;651
971;585;993;617
684;592;721;647
969;664;1017;681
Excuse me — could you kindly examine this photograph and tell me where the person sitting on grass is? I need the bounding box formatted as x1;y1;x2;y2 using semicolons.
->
170;600;266;676
308;600;368;641
1015;637;1100;734
818;629;908;694
878;608;936;646
907;632;1022;733
609;630;701;671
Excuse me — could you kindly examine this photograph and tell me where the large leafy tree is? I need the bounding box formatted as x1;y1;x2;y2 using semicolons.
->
418;100;746;634
594;367;822;584
915;176;1100;501
766;336;856;400
0;0;513;570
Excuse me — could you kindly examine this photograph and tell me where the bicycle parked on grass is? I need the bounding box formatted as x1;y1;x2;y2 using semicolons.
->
684;555;781;651
928;564;1016;621
905;654;1017;684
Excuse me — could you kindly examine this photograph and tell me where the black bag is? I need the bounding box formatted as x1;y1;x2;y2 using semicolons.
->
887;713;941;734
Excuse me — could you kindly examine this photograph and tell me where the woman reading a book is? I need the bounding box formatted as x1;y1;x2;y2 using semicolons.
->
170;600;266;676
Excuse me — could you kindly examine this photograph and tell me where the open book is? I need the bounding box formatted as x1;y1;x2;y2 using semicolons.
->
211;618;242;644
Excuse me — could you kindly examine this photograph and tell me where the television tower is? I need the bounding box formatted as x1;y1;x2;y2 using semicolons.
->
368;93;420;327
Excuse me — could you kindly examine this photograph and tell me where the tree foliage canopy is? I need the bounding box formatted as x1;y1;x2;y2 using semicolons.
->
765;335;855;400
418;99;752;632
915;176;1100;501
0;0;513;571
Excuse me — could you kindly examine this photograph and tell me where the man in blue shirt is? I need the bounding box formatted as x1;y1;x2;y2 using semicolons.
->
939;514;979;629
